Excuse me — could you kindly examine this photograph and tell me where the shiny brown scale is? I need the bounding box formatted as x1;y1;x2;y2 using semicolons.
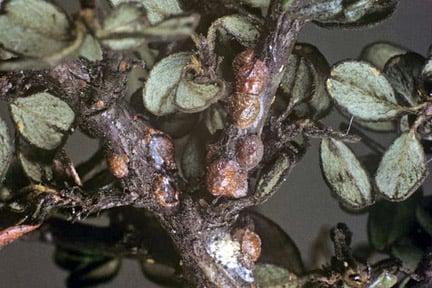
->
233;228;262;264
230;92;261;129
236;134;264;171
231;49;269;129
153;175;179;208
233;49;268;95
206;159;248;199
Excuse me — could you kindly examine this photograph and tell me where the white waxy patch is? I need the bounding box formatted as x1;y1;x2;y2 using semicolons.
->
207;235;254;283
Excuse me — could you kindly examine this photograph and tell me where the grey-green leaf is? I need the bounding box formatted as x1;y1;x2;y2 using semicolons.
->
98;3;147;50
327;61;406;121
11;92;75;150
111;0;183;25
0;0;72;58
313;0;398;29
320;138;373;209
360;42;407;70
175;79;223;113
19;151;52;183
384;53;425;106
143;52;191;116
208;14;261;50
79;34;103;61
204;104;227;135
0;118;12;183
139;14;199;43
254;264;299;288
375;132;427;201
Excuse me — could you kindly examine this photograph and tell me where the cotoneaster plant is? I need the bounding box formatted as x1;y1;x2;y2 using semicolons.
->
0;0;431;287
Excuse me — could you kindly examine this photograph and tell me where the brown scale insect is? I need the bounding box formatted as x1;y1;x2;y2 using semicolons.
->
233;228;262;264
107;153;129;179
235;134;264;171
206;158;248;199
230;49;269;129
153;175;179;208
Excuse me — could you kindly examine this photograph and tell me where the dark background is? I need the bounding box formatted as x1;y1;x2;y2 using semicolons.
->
0;1;431;287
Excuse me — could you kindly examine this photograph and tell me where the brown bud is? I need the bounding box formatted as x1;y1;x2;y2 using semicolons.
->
233;49;268;96
230;92;261;129
148;134;176;170
153;175;179;208
236;135;264;170
206;159;248;199
236;229;261;264
107;153;129;179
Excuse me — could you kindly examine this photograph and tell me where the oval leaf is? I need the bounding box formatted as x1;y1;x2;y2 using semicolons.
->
11;92;75;150
143;52;191;116
207;14;261;49
111;0;183;25
360;42;407;70
368;196;419;251
327;61;406;121
375;131;427;201
0;0;72;58
384;53;426;106
320;138;373;209
0;117;12;184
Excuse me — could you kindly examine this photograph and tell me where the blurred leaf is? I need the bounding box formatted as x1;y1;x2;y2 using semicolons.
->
360;42;407;70
98;3;147;50
203;104;227;135
375;132;426;201
284;0;343;21
313;0;398;29
11;92;75;150
320;138;373;209
368;196;419;251
244;211;304;275
140;258;179;287
391;238;424;272
181;133;206;183
79;34;103;61
111;0;183;25
143;52;191;116
18;140;53;183
241;0;270;8
0;117;12;184
327;61;406;121
67;257;121;288
155;113;198;139
354;118;396;132
208;14;261;50
384;53;426;106
0;0;73;58
368;271;398;288
139;14;199;43
254;264;299;288
54;247;103;272
416;199;432;237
